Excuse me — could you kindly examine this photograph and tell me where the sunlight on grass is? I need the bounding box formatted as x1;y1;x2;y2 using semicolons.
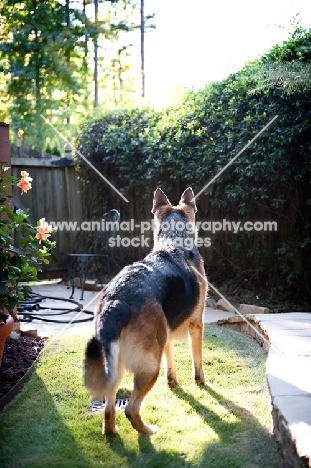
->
0;324;282;468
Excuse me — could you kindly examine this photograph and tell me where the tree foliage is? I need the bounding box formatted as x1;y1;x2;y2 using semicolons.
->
0;0;149;149
251;28;311;94
0;0;87;148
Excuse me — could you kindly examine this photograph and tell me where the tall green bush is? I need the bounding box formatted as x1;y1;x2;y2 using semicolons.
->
75;29;311;300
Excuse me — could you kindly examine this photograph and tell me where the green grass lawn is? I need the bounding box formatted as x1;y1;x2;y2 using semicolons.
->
0;324;282;468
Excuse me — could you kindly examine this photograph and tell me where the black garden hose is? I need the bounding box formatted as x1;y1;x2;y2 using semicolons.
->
17;290;94;323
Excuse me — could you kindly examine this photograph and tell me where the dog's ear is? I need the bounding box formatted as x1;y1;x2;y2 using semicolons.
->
179;187;197;213
151;188;171;214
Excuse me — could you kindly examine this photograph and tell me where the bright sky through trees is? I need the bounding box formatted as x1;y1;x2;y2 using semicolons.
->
143;0;311;106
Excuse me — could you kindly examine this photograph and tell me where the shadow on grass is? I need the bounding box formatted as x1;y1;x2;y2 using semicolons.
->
172;384;252;442
103;383;282;468
105;431;196;468
170;384;282;467
0;374;90;468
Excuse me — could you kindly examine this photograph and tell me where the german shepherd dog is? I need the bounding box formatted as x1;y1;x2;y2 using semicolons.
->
84;187;207;435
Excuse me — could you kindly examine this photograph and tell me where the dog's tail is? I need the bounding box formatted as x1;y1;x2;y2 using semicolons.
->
84;299;131;399
83;336;108;399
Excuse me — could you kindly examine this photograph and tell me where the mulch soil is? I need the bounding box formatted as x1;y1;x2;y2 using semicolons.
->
0;335;46;400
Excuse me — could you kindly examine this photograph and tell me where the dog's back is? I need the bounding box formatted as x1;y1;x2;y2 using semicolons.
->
84;187;207;435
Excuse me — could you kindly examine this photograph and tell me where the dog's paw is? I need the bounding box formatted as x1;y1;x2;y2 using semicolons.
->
195;378;206;386
167;376;179;387
140;424;159;435
103;425;118;435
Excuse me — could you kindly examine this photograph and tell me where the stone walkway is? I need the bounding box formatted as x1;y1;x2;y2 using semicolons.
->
22;281;310;467
218;312;311;468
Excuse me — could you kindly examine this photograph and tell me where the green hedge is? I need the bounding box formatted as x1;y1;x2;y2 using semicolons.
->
75;29;311;299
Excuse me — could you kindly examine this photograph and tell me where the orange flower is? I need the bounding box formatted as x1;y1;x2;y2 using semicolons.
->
17;170;32;194
36;218;52;244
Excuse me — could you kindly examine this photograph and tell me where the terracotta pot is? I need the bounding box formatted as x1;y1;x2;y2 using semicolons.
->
0;314;14;367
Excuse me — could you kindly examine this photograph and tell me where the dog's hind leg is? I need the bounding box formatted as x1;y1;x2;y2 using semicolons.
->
163;340;178;387
125;369;160;435
103;389;118;434
188;319;205;385
103;356;125;434
123;300;167;434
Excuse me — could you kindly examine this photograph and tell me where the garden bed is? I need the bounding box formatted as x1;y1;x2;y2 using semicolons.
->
0;334;46;410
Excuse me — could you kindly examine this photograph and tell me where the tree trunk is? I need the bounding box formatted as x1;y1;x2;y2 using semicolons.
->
140;0;145;98
33;0;43;147
66;0;71;126
94;0;99;108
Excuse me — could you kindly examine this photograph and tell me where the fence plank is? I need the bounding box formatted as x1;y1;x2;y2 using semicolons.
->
11;146;83;278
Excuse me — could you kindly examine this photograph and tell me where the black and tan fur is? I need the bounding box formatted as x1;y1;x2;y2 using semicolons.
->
84;187;207;435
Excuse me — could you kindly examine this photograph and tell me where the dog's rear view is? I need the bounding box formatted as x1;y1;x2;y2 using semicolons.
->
84;187;207;435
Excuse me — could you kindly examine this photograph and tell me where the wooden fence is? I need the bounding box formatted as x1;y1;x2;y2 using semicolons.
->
11;145;83;278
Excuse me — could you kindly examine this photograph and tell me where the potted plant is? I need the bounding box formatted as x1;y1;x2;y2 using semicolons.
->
0;166;56;364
